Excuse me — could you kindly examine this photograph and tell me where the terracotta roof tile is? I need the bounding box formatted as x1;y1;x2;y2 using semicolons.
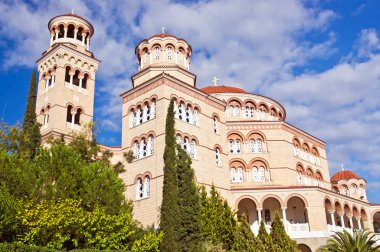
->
331;170;361;182
200;85;248;94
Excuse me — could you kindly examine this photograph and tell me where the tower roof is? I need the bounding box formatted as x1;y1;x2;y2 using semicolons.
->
200;85;249;94
331;170;361;182
48;13;94;35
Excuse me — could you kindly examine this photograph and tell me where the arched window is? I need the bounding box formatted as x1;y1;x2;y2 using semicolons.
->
167;47;172;60
143;176;150;198
229;139;241;154
134;136;154;160
259;166;265;181
183;137;189;152
77;27;83;41
215;148;221;166
74;108;82;125
154;47;160;60
189;140;196;159
65;66;71;83
245;106;254;118
253;167;259;181
192;108;198;125
66;105;73;123
67;24;75;38
250;139;263;153
58;24;64;39
237;167;243;182
185;105;191;123
136;178;144;199
352;184;358;196
342;185;349;196
213;116;219;134
264;209;271;223
176;135;181;145
231;167;243;182
72;70;80;86
297;171;303;184
82;74;89;89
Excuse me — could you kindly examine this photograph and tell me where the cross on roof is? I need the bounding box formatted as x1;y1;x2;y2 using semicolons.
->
341;164;345;171
212;76;219;86
161;26;166;34
71;9;75;14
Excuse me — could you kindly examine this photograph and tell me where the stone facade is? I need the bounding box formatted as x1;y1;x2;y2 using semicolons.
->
35;14;380;252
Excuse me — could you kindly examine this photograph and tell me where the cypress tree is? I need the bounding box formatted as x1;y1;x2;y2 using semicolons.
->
20;69;41;159
270;211;298;251
258;220;279;251
159;100;180;252
232;214;264;252
176;145;201;251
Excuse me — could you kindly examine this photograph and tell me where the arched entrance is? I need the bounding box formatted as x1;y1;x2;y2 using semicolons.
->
286;196;309;233
373;212;380;233
262;196;282;225
237;198;258;226
298;244;312;252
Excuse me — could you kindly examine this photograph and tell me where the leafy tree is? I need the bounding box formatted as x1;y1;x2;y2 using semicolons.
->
176;145;202;251
0;185;21;242
68;122;100;163
317;229;380;252
19;69;41;159
258;220;280;252
270;211;298;251
232;214;264;252
200;185;236;250
0;121;22;154
17;198;137;250
131;231;163;252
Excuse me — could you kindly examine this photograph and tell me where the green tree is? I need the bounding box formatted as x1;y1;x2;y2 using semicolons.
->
68;122;100;163
0;121;22;154
19;69;41;159
258;220;280;252
317;229;380;252
0;185;21;242
200;185;236;250
176;145;202;251
131;231;163;252
232;214;264;252
270;211;298;251
159;99;180;252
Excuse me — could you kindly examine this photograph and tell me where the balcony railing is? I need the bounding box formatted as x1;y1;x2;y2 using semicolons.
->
293;147;321;166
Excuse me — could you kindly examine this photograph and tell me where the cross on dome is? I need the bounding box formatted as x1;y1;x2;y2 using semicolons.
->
161;26;166;34
71;9;75;14
341;163;345;171
212;76;219;86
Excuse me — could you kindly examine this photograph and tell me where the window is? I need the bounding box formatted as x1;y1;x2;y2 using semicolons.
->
229;139;241;154
342;185;349;196
167;47;172;60
215;148;221;166
297;171;303;184
144;52;148;63
231;167;243;182
134;137;155;160
130;101;156;128
154;47;160;60
174;101;198;126
213;116;218;134
74;108;82;125
66;105;73;123
264;209;271;223
253;167;259;181
245;106;254;118
189;140;196;159
250;139;263;153
136;176;151;200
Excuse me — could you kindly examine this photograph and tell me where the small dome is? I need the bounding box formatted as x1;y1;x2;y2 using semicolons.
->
200;85;248;94
331;170;361;182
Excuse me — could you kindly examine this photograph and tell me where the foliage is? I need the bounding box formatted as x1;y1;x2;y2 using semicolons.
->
199;185;236;250
17;198;137;250
317;229;380;252
0;243;59;252
231;214;264;252
0;185;21;242
124;150;135;163
270;211;298;251
131;231;163;252
113;161;126;173
257;220;279;251
19;69;41;159
159;100;180;252
0;121;22;154
68;122;100;163
176;145;202;252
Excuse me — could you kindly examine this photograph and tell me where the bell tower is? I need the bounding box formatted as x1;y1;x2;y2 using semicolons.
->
35;13;100;142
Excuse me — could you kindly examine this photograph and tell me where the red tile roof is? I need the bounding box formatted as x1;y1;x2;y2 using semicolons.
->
331;170;361;182
200;85;248;94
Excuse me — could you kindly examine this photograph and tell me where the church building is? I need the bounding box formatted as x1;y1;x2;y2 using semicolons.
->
34;13;380;251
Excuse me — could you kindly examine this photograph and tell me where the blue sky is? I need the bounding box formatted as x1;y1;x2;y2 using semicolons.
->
0;0;380;202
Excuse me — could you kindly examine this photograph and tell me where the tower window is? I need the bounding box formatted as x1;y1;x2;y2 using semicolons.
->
136;175;151;200
154;47;160;60
77;27;83;41
66;105;73;123
65;66;71;83
213;116;219;134
215;148;221;166
58;24;64;39
73;70;80;86
74;108;82;125
167;47;172;60
67;24;75;38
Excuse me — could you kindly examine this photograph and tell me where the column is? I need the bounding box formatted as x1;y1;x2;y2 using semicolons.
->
74;29;78;40
45;78;49;92
329;211;336;226
50;34;53;45
257;208;262;224
339;213;345;228
282;207;287;222
82;34;86;46
356;217;362;230
79;77;83;90
52;75;55;86
69;73;74;87
55;30;59;40
64;27;68;38
71;112;75;128
348;216;353;229
86;37;90;50
175;52;178;64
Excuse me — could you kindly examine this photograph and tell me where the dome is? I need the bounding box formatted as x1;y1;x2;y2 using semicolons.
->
331;170;361;182
200;85;248;94
48;13;94;35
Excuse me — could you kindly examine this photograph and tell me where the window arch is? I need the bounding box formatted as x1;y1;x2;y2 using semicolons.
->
136;174;151;200
244;101;256;118
67;24;75;38
133;134;155;160
215;147;221;166
58;24;64;39
154;46;160;60
231;166;244;183
82;73;89;89
66;105;73;123
167;46;173;60
251;160;269;182
247;132;266;154
77;27;84;41
352;184;358;196
74;108;82;125
174;100;198;126
342;184;349;196
213;116;219;134
65;66;71;83
175;133;197;159
130;99;156;128
72;70;80;86
296;164;304;184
